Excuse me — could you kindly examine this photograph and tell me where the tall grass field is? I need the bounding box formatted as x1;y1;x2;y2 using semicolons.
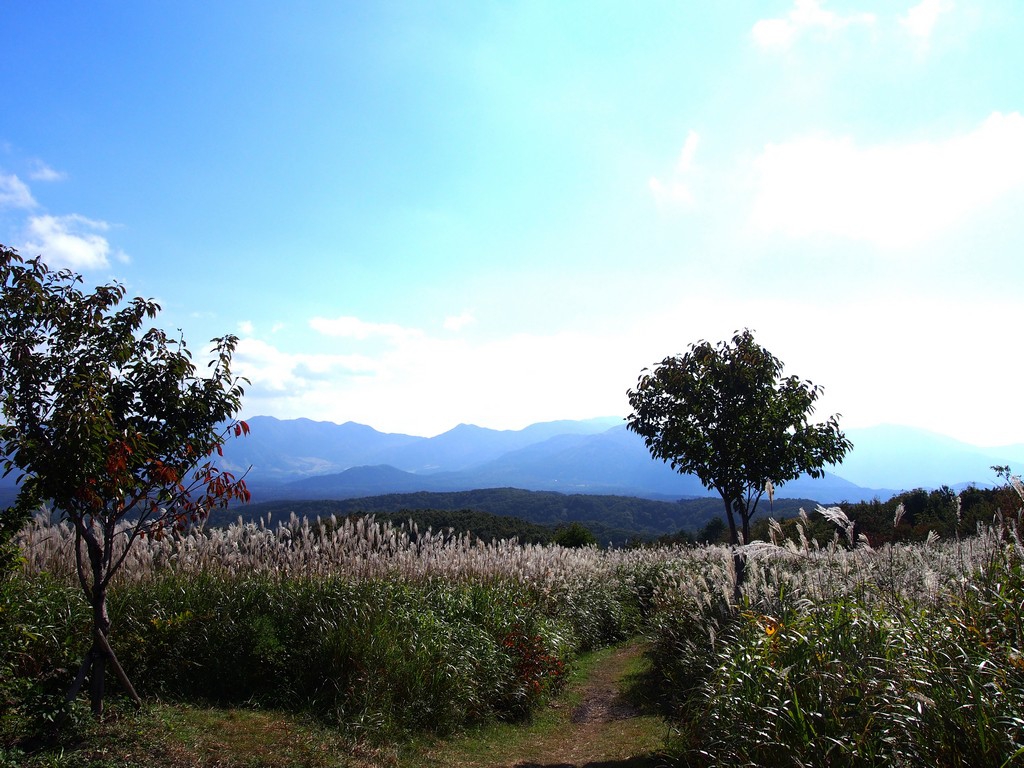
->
3;486;1024;766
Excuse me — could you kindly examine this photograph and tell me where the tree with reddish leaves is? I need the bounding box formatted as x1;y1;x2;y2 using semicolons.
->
0;244;251;717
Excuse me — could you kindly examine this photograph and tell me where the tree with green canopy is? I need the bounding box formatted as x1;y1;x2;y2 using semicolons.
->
626;329;851;589
0;244;251;717
554;521;598;548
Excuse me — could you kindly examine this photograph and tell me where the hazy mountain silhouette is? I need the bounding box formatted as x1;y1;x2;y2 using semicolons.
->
216;416;1021;504
833;424;1022;490
9;417;1013;510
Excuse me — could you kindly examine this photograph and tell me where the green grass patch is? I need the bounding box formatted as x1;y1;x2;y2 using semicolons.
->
1;700;370;768
399;643;615;767
402;640;669;768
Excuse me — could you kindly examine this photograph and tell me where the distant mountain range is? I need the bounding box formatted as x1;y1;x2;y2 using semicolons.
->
210;416;1024;505
2;417;1020;514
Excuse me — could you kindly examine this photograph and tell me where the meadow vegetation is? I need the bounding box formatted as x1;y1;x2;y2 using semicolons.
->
3;482;1024;767
651;495;1024;766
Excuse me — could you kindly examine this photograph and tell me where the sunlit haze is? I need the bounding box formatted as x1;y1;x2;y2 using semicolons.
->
3;1;1023;446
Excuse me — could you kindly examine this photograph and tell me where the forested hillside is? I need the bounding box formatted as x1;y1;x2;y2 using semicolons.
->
210;488;820;546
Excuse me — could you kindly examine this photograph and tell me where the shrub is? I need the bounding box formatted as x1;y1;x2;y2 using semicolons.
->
107;573;577;738
0;572;89;743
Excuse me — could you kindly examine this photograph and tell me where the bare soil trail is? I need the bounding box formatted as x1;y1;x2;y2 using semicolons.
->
404;640;672;768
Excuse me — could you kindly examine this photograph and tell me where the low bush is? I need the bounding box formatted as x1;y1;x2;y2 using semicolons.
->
0;572;89;743
107;574;576;737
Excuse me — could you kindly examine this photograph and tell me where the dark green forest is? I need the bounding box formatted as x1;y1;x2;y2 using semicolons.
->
210;484;1018;550
210;488;825;547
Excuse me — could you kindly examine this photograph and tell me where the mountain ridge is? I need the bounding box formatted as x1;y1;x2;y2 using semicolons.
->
219;417;1018;504
3;417;1015;511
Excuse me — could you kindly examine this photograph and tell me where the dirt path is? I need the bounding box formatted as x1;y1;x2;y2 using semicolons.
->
405;641;670;768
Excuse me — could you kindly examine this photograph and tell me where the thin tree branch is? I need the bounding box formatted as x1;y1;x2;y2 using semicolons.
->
93;628;142;708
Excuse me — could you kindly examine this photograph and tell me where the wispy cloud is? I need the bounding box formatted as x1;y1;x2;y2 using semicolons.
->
443;311;476;332
900;0;954;42
234;337;379;396
750;111;1024;247
28;161;66;182
310;315;425;344
752;0;876;51
649;130;700;207
22;213;125;270
0;172;37;209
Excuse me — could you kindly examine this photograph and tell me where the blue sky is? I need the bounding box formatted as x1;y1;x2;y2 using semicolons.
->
3;1;1024;446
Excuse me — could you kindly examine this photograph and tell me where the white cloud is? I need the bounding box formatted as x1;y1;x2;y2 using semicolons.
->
604;294;1024;448
21;214;122;270
443;311;476;332
901;0;953;41
229;292;1024;447
752;0;876;50
751;18;799;50
0;173;36;209
310;315;424;344
648;177;693;207
750;111;1024;247
238;320;255;336
676;130;700;173
233;318;639;436
233;337;379;396
749;297;1024;448
29;162;66;182
650;130;700;208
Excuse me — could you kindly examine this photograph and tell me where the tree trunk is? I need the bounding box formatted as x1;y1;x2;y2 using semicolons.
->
89;584;110;717
65;525;142;720
93;627;141;708
82;584;142;717
721;495;738;546
60;594;142;723
720;494;746;602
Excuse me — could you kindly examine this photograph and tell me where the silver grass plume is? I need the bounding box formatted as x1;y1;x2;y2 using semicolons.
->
1011;475;1024;503
817;504;856;548
894;502;907;528
738;540;781;557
